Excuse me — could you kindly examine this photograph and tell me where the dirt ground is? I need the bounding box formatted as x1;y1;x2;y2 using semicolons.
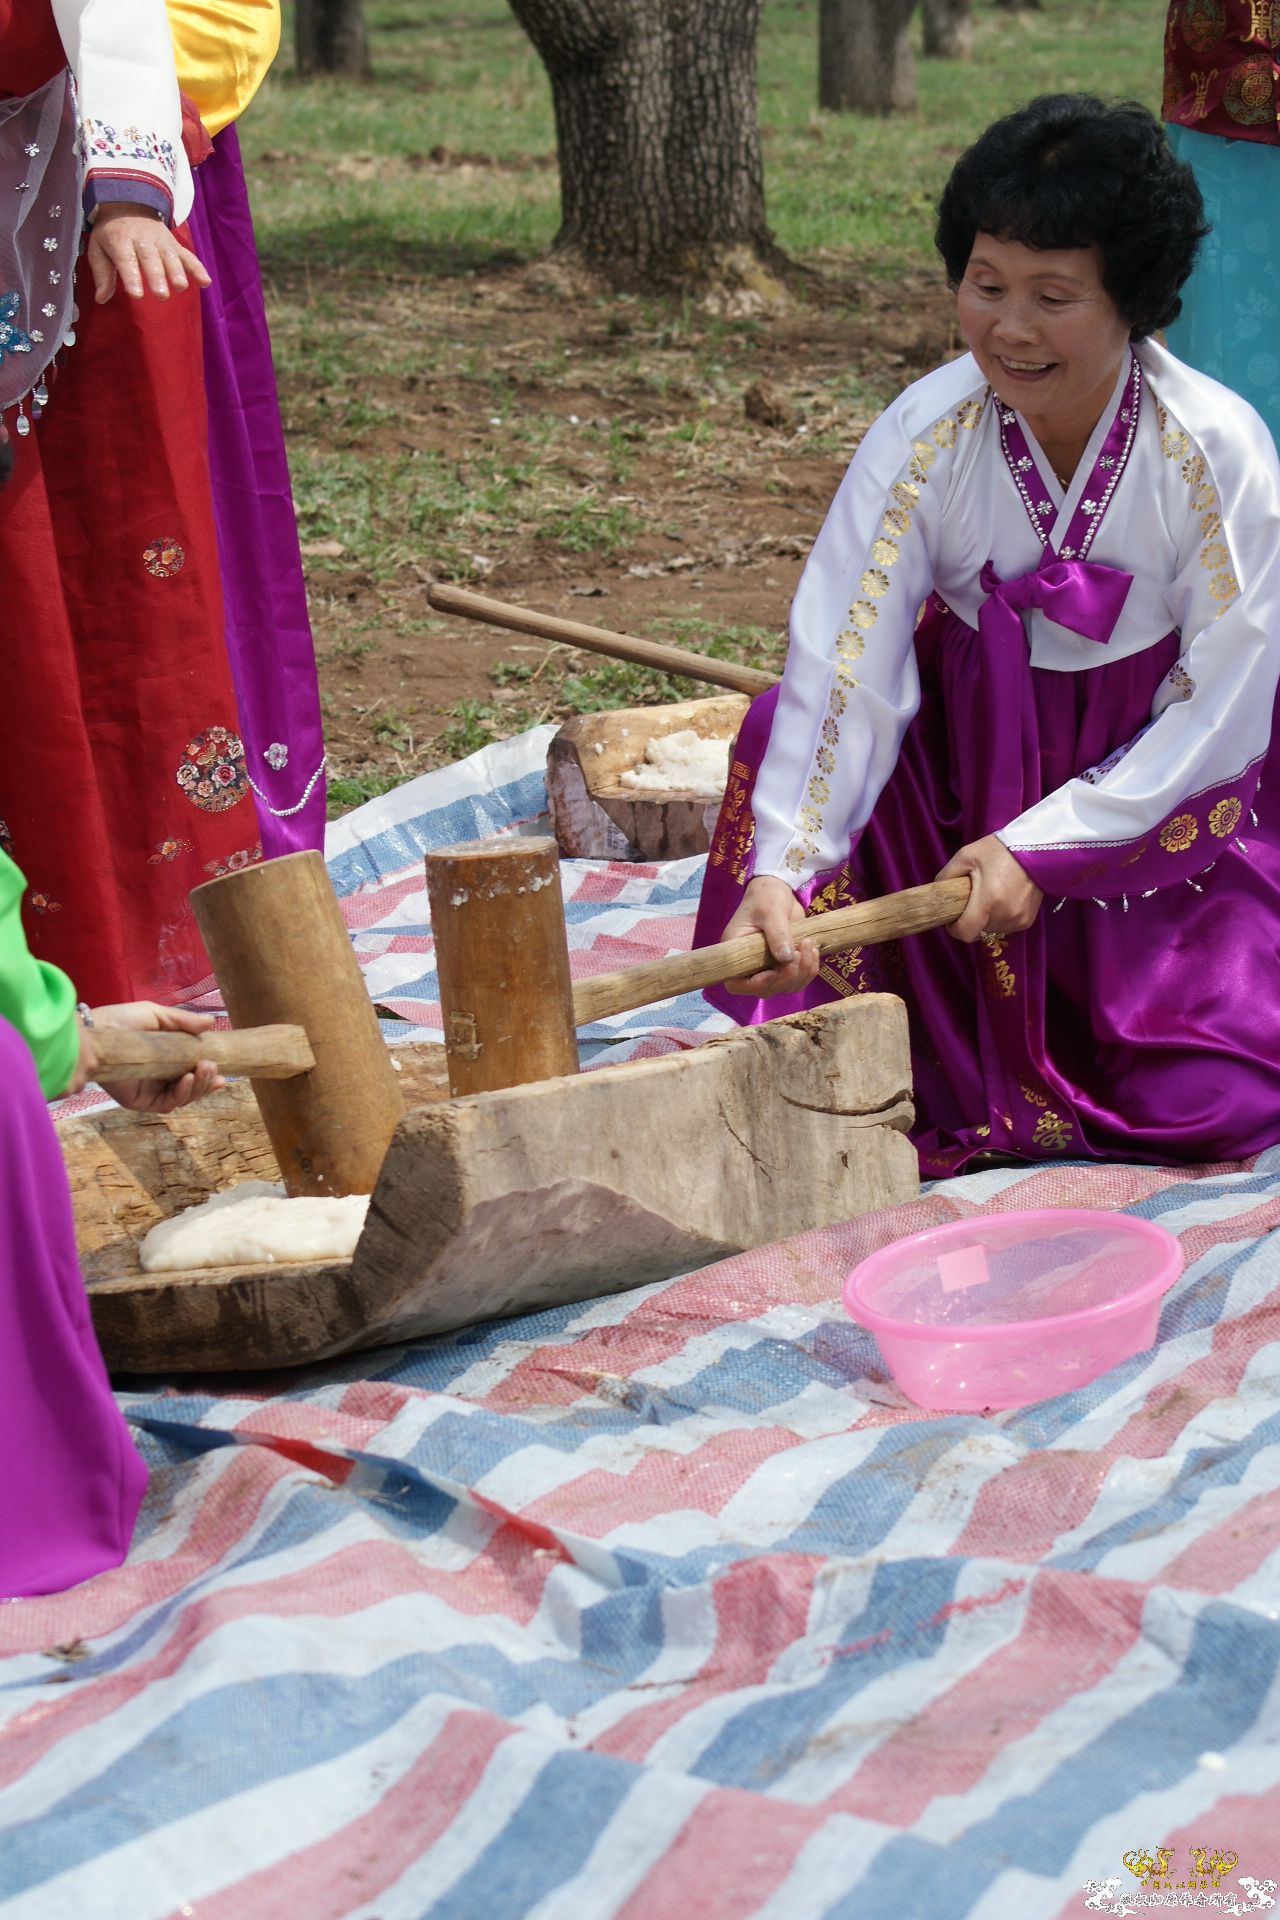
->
288;259;960;803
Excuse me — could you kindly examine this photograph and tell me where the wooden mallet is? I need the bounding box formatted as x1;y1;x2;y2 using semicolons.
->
88;851;404;1197
427;837;970;1096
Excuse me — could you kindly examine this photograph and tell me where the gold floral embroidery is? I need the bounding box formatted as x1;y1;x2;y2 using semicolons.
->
932;416;958;449
1167;662;1195;701
1033;1111;1074;1153
872;537;900;568
1209;795;1243;837
862;568;891;599
849;601;878;631
891;480;920;513
709;756;757;880
1160;812;1199;852
980;934;1016;999
882;505;911;538
1160;409;1239;617
815;745;835;775
1020;1082;1049;1108
955;399;983;431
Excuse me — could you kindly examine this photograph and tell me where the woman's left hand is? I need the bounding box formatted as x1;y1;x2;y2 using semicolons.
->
83;1002;225;1114
938;834;1043;943
86;206;211;305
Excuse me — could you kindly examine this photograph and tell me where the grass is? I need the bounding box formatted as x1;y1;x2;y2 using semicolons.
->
260;0;1160;278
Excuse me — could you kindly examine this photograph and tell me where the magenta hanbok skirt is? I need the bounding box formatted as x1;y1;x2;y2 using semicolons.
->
187;127;327;857
0;1019;146;1597
695;599;1280;1177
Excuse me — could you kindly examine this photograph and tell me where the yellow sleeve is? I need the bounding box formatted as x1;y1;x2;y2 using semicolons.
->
167;0;281;135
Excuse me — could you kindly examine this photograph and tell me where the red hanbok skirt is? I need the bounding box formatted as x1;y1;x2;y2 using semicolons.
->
0;245;260;1006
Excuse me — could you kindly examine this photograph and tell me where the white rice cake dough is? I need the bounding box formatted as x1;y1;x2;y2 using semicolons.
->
619;728;730;797
139;1181;370;1273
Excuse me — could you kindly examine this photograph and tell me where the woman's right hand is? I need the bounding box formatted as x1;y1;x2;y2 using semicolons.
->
721;874;820;997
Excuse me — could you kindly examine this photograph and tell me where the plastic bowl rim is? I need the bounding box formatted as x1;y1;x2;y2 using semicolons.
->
843;1208;1181;1344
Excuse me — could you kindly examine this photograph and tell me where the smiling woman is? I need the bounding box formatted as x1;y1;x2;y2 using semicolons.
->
694;93;1280;1177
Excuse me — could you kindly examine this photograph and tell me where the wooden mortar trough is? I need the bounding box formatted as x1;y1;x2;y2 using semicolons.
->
546;694;750;862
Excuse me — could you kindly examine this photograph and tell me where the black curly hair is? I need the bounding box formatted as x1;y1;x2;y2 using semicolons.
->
935;95;1208;341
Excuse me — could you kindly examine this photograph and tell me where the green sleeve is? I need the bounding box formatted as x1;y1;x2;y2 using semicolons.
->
0;852;81;1100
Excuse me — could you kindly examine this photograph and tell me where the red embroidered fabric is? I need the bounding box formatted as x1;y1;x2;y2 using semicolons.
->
0;237;257;1005
1163;0;1280;146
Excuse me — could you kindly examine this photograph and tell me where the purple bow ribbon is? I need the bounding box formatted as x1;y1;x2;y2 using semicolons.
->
979;553;1134;652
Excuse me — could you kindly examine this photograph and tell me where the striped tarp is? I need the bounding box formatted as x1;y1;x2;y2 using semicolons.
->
6;735;1279;1918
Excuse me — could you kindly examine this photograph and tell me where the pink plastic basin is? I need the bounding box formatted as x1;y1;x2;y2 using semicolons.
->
843;1209;1182;1413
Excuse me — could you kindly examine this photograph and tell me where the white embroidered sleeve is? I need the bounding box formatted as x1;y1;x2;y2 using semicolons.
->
51;0;193;223
752;392;978;885
1000;401;1280;897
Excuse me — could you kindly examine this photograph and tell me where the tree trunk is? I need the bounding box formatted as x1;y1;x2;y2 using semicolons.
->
296;0;370;77
819;0;918;115
507;0;779;296
922;0;973;59
993;0;1041;11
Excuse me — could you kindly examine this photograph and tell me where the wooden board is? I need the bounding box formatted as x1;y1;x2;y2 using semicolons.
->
546;694;750;860
69;1000;916;1376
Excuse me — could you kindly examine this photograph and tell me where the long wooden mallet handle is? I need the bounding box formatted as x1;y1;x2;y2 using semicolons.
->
88;1024;315;1083
427;582;777;698
570;877;972;1025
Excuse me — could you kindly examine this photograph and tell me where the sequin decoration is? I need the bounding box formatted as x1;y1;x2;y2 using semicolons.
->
29;892;62;915
1159;813;1199;853
1209;796;1243;838
0;291;32;364
265;742;289;771
176;727;249;813
143;538;185;579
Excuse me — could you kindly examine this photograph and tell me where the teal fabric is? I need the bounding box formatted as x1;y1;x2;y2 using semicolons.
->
1166;123;1280;447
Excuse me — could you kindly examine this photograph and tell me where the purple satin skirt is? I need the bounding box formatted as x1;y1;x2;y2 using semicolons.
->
695;600;1280;1176
0;1019;146;1597
187;127;327;856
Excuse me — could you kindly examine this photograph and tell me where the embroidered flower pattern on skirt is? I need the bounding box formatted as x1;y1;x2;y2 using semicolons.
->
29;892;61;914
147;837;193;864
176;728;249;814
143;539;185;580
201;842;263;880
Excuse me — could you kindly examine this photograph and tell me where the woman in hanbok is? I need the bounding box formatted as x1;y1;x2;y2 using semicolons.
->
696;94;1280;1176
0;0;311;1010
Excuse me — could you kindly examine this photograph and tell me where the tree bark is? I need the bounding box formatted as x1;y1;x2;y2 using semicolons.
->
819;0;918;115
296;0;370;77
922;0;973;59
507;0;780;295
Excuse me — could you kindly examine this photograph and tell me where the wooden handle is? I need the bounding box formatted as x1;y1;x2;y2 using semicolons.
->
570;877;972;1025
89;1024;315;1083
427;582;777;698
